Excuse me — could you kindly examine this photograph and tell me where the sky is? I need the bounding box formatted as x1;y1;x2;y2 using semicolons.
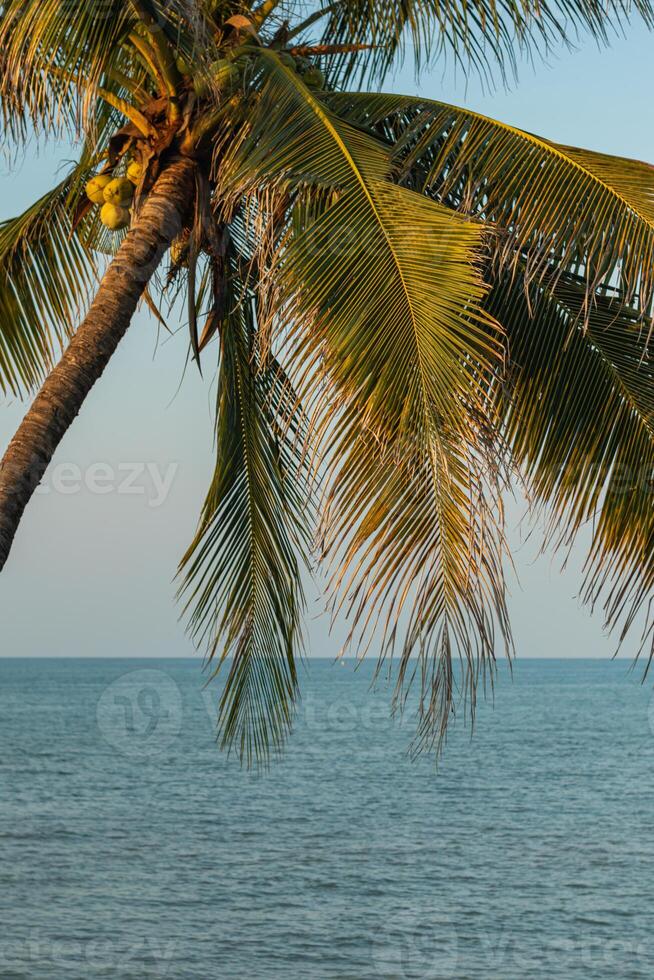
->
0;19;653;660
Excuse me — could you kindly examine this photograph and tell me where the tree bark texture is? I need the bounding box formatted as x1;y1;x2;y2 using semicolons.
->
0;156;196;571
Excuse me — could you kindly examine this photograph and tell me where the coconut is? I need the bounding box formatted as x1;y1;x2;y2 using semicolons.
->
100;203;130;231
103;177;134;206
192;74;206;98
126;161;142;185
303;66;325;89
278;52;297;70
85;174;112;204
211;58;240;88
194;57;241;97
176;55;191;76
294;56;311;74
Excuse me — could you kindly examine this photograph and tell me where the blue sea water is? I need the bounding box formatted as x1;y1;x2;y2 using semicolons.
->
1;657;654;979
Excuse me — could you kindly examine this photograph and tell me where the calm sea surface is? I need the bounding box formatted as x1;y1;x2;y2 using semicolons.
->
1;657;654;979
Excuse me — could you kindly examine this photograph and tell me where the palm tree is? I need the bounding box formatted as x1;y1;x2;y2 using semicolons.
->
1;0;653;765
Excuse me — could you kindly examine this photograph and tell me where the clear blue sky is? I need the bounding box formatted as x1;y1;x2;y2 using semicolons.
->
1;21;652;659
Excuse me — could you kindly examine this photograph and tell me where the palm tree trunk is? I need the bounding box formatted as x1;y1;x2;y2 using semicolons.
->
0;156;196;572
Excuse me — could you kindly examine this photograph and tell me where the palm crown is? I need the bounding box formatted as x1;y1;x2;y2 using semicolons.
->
1;0;653;766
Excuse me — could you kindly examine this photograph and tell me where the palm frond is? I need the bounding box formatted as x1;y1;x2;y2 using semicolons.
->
179;267;312;768
0;0;135;143
2;0;652;764
325;92;654;314
0;0;195;145
219;51;511;751
0;168;97;396
300;0;654;84
489;268;654;660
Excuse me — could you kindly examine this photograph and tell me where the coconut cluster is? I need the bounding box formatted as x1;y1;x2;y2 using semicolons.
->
183;55;242;99
279;52;325;89
85;161;143;232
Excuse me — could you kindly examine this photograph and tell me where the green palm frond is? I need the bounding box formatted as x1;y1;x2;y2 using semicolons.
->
218;51;511;748
0;0;135;142
489;268;654;660
303;0;654;83
0;168;97;396
325;92;654;313
0;0;195;144
1;0;653;766
179;268;312;768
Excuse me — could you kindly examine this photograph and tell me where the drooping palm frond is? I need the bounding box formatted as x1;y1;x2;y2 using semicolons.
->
0;0;135;143
0;169;98;396
321;387;512;754
1;0;653;768
0;0;198;145
178;264;313;767
488;268;654;660
217;51;511;749
325;92;654;314
299;0;654;84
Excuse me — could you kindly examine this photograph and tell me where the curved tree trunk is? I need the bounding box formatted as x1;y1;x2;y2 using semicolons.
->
0;156;196;572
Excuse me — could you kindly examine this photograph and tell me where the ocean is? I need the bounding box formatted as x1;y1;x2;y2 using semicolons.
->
1;657;653;979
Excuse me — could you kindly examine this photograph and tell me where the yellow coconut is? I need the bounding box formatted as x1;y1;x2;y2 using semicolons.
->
176;55;191;76
126;161;142;185
100;203;130;231
85;174;112;204
103;177;134;206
